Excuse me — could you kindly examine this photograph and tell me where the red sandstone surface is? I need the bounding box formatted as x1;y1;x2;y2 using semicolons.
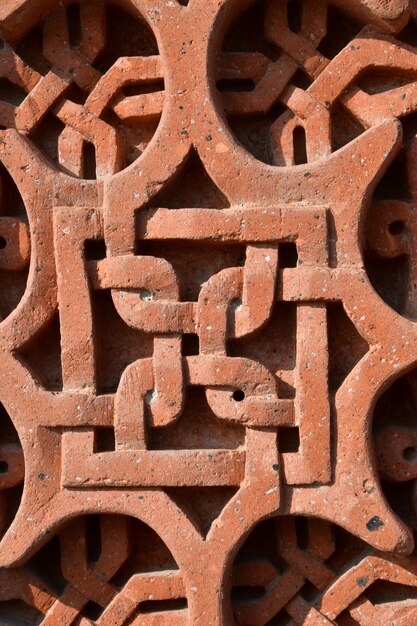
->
0;0;417;624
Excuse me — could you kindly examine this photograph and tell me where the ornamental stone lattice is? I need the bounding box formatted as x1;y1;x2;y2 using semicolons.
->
2;0;417;624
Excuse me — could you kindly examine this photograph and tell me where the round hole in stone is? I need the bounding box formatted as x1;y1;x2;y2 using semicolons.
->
403;446;417;463
388;220;405;236
0;461;9;474
0;236;7;250
233;390;245;402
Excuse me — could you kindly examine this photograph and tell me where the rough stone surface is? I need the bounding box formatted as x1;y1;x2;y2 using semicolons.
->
1;0;417;624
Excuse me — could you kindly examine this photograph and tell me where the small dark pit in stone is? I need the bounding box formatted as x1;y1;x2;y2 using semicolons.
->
232;390;245;402
366;516;384;531
388;220;405;236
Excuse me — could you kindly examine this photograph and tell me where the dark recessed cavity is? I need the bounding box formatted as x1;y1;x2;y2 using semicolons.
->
388;220;406;236
403;446;417;463
279;427;300;453
232;390;245;402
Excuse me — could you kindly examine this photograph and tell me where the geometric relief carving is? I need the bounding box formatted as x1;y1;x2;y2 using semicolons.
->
0;515;187;624
232;516;417;625
1;0;417;624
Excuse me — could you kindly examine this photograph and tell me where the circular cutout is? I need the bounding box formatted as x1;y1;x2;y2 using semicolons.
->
0;402;24;542
389;220;406;236
232;389;245;402
364;201;416;319
6;1;165;179
0;166;30;320
232;515;417;624
215;0;371;166
0;514;188;624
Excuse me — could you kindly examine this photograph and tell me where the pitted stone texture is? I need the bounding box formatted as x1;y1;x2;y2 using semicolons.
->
0;0;417;624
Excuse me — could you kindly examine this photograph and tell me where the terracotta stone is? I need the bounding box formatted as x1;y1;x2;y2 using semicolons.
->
1;0;417;624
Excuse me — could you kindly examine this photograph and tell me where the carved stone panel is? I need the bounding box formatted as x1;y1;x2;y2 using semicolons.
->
1;0;417;624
